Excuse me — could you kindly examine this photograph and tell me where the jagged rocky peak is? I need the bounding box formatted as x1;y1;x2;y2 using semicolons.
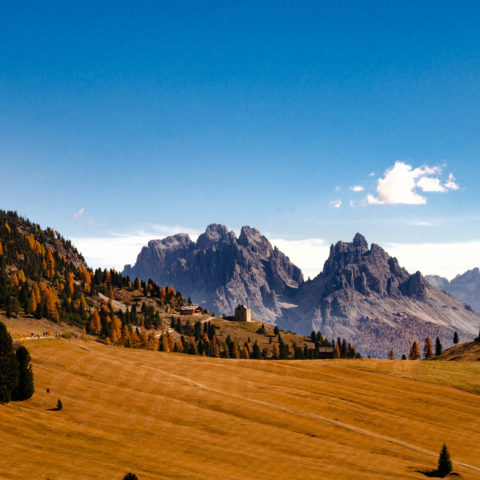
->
196;224;236;249
352;232;369;251
148;233;193;250
238;226;273;256
318;233;428;299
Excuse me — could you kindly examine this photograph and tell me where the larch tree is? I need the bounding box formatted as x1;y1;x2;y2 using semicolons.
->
409;340;421;360
89;310;102;334
388;349;395;360
423;336;433;360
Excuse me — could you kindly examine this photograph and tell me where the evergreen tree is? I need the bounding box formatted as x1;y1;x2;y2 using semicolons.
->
0;321;19;403
56;398;63;410
401;354;407;360
123;474;138;480
435;337;443;356
453;331;459;344
437;444;452;476
12;346;34;400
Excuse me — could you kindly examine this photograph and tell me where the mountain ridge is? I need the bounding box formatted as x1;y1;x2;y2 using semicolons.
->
125;225;480;357
426;268;480;312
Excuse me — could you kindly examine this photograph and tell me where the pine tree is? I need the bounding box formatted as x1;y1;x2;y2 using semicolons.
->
0;321;19;403
435;337;443;356
423;336;433;360
453;331;459;344
409;340;421;360
388;349;395;360
437;443;452;476
123;474;138;480
12;346;34;400
57;398;63;410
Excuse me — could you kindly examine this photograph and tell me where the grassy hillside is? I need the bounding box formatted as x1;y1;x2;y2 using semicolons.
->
433;339;480;362
1;333;480;479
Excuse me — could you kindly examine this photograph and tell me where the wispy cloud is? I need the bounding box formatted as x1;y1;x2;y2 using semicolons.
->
366;161;459;205
330;199;342;208
73;208;85;218
350;185;364;192
409;220;432;227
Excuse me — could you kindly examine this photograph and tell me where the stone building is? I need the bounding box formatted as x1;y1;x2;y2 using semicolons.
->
234;304;251;322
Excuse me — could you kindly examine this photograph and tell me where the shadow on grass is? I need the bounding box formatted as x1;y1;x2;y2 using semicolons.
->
46;407;61;411
416;470;462;478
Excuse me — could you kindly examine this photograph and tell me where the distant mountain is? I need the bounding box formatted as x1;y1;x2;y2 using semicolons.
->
426;269;480;312
123;224;303;323
280;234;479;357
125;227;480;357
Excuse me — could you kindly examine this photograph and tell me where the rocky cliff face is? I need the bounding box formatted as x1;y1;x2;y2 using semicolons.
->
123;224;303;323
124;228;480;357
280;234;479;357
426;268;480;312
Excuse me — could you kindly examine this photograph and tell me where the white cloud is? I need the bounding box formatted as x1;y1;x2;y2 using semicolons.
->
416;176;447;192
334;186;341;191
330;199;342;208
366;161;459;205
350;185;364;192
272;238;329;280
369;172;376;177
409;220;432;227
445;173;459;190
386;240;480;280
73;208;85;218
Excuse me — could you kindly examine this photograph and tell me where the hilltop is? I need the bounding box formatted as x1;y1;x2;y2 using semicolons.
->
0;210;355;360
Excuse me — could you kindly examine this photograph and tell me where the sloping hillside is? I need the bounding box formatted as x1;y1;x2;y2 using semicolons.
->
433;339;480;361
1;336;480;479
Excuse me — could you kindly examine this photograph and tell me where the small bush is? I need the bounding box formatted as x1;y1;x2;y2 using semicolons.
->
123;474;138;480
56;399;63;411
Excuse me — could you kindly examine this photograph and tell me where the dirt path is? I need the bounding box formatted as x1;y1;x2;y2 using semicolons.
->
69;340;480;473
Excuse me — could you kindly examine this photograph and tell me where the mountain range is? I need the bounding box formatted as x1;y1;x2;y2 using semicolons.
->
123;225;480;357
426;269;480;313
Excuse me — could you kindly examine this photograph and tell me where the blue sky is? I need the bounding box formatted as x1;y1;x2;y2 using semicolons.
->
1;1;480;278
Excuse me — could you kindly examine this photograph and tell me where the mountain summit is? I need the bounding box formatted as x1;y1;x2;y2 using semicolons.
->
123;224;303;323
125;229;480;357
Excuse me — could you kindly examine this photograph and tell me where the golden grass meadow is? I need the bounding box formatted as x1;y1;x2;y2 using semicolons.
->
1;336;479;480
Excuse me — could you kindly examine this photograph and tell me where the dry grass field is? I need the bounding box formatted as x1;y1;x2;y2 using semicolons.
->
1;336;480;480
